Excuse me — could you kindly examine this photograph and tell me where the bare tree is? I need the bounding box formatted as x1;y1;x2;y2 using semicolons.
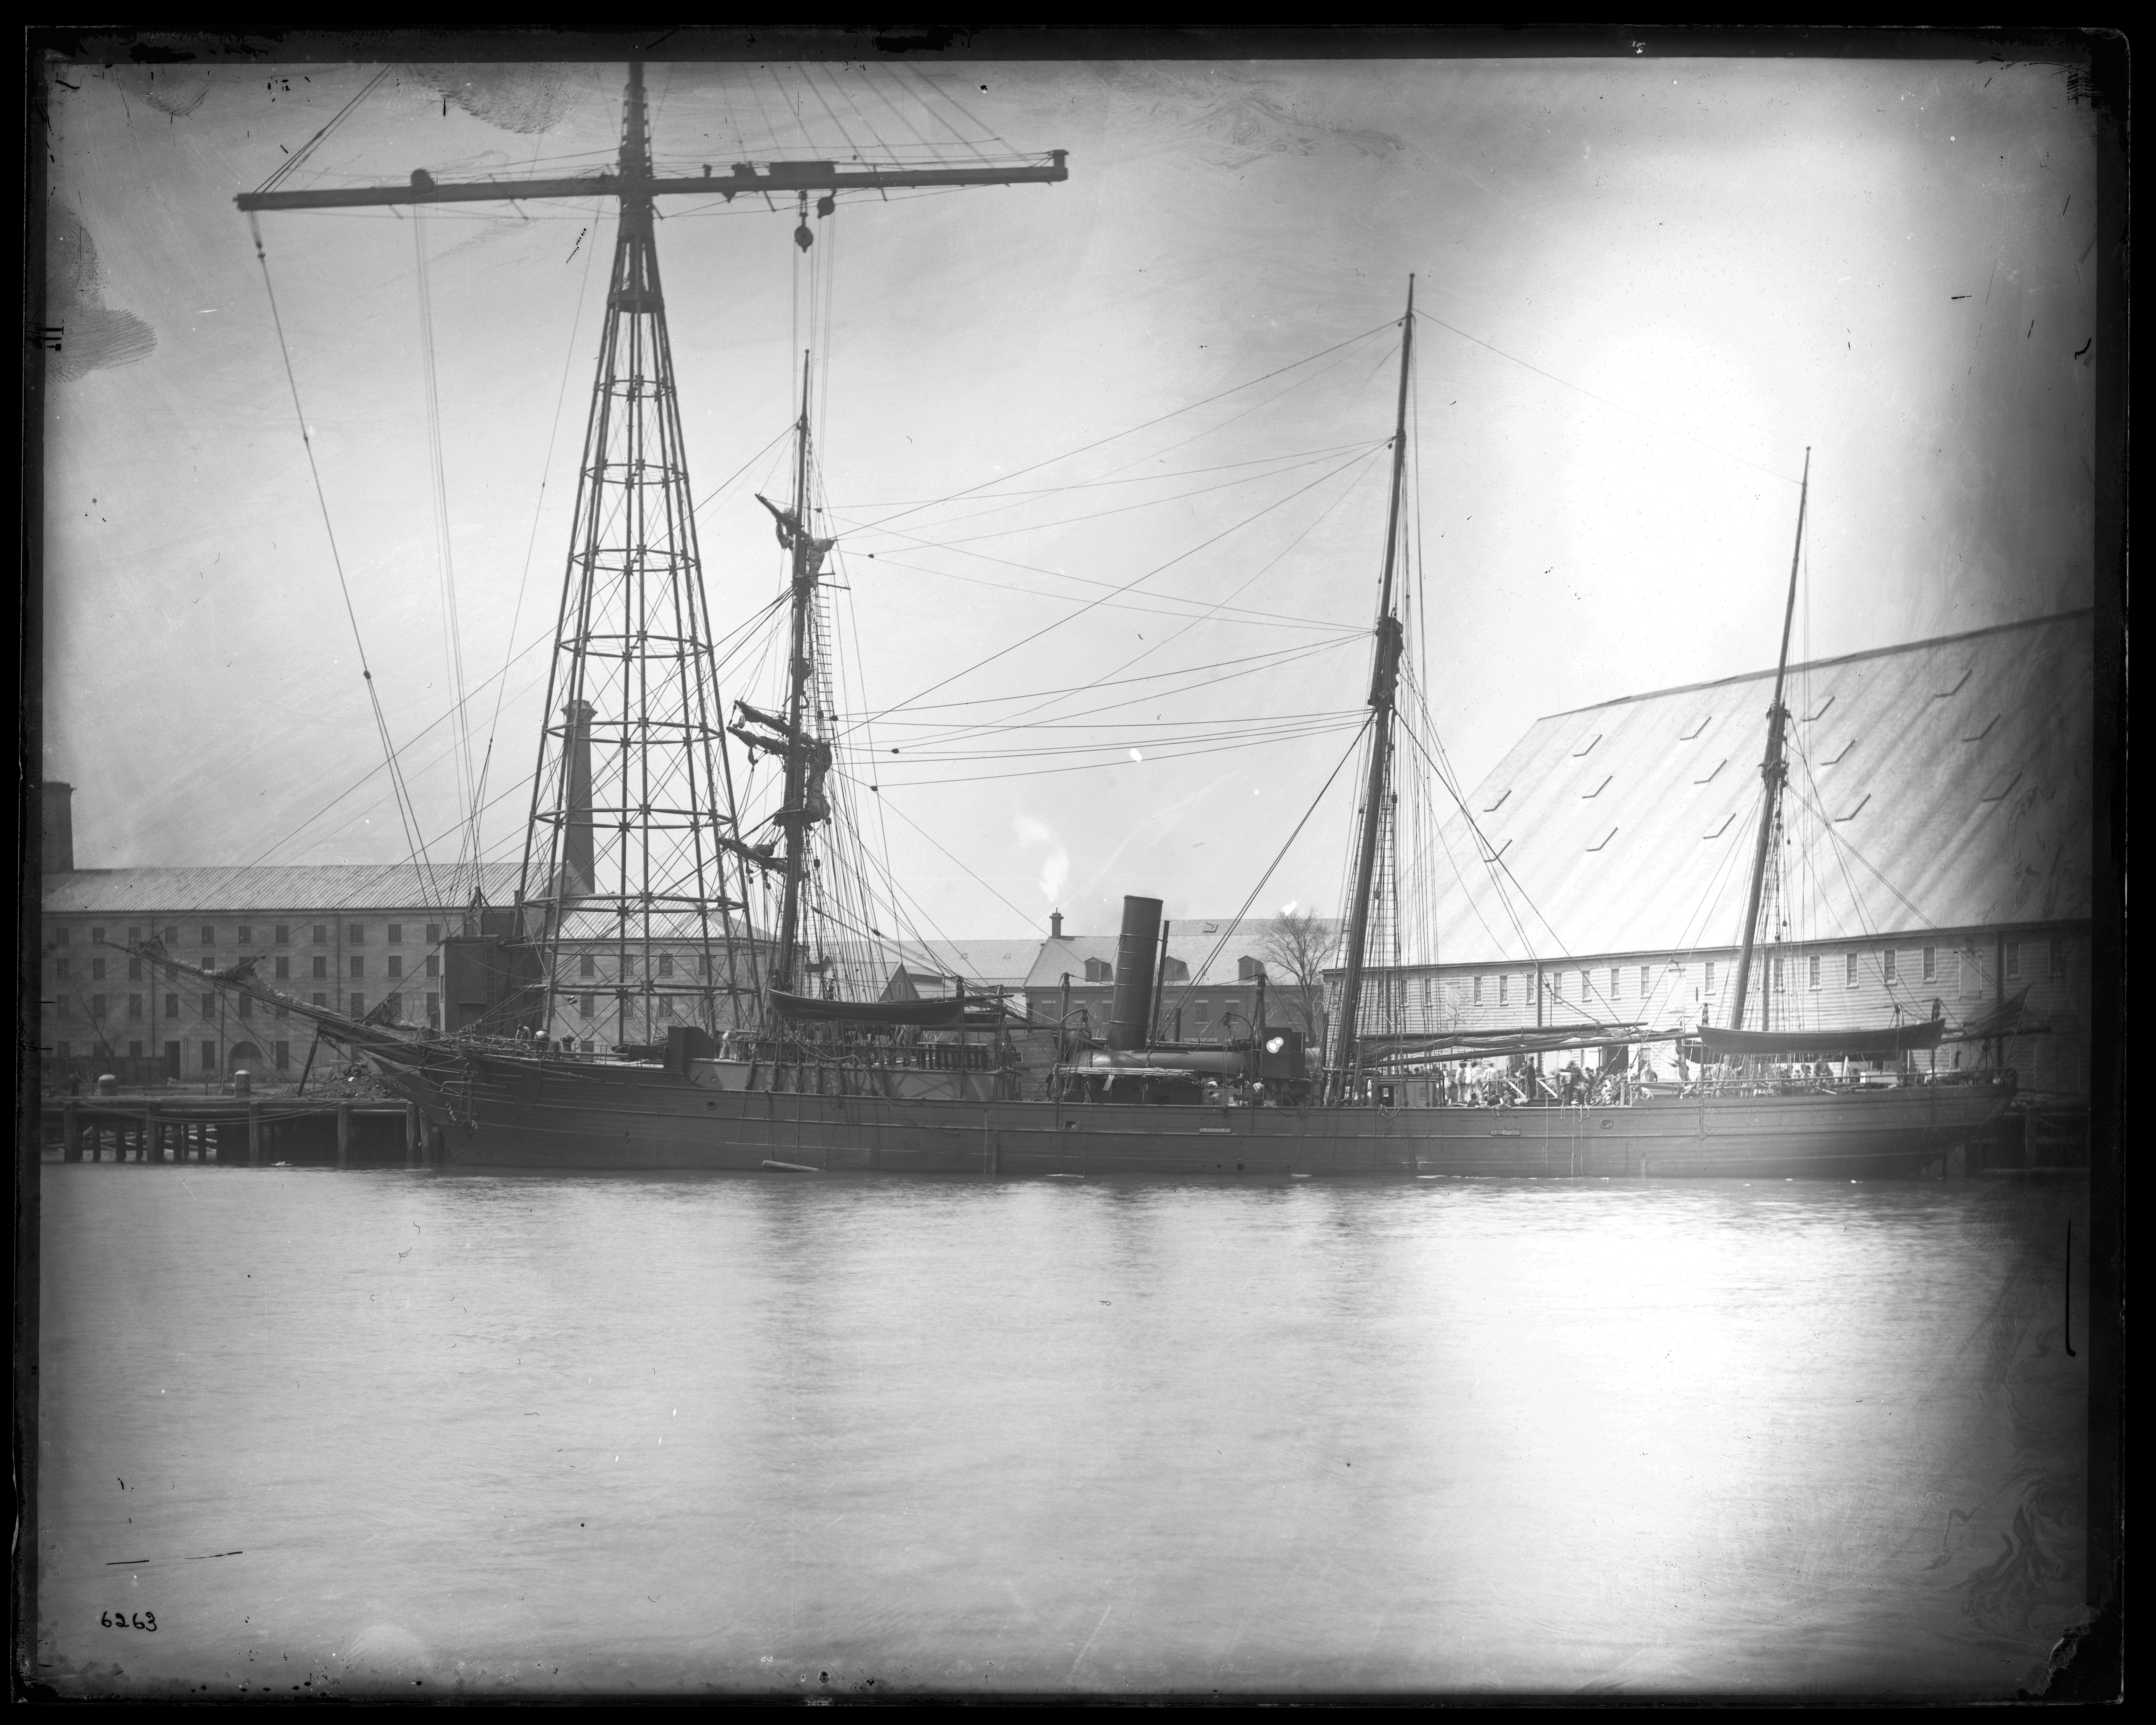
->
1255;910;1338;1044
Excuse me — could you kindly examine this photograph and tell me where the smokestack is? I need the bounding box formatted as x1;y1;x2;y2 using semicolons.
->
1050;909;1064;940
1106;895;1162;1051
41;781;74;875
561;700;595;897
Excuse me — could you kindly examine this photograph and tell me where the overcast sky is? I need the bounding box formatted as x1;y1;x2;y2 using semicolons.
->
42;50;2097;944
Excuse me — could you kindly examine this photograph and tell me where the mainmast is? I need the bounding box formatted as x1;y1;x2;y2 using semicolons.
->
767;353;829;997
1727;448;1812;1037
1329;278;1416;1103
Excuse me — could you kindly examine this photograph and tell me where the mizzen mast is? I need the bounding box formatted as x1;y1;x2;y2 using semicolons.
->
1329;277;1416;1104
1727;448;1812;1037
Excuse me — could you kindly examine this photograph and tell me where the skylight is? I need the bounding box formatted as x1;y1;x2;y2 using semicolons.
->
1679;716;1710;740
1702;814;1735;840
1482;788;1511;812
1693;759;1725;784
1834;793;1871;822
1585;827;1617;852
1803;694;1836;722
1581;775;1612;799
1572;733;1602;757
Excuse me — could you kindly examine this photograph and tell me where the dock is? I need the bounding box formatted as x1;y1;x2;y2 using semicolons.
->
39;1096;441;1169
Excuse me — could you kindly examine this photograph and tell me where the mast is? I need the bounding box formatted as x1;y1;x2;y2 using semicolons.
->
235;63;1070;1048
1329;277;1416;1103
1727;448;1811;1036
773;352;818;996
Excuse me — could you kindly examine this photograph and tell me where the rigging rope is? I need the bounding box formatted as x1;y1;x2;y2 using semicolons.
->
248;213;443;915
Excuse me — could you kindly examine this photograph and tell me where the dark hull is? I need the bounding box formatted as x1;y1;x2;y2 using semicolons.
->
366;1048;2013;1180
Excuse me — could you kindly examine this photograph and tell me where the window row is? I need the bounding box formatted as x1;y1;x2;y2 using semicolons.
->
48;922;444;949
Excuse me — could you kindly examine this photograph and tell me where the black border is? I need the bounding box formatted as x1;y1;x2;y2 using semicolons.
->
15;24;2126;1706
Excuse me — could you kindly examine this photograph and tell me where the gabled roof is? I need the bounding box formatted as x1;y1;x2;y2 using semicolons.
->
1418;610;2092;964
1022;922;1269;991
879;937;1037;988
41;860;526;917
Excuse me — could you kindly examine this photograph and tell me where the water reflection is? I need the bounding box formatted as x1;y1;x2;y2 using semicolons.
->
37;1168;2086;1697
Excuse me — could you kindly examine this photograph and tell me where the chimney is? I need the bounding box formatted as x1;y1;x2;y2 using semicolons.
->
1105;894;1163;1051
42;781;74;874
1050;909;1064;940
561;700;595;897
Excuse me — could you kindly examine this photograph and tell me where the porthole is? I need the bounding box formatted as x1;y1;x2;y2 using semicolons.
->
1600;1118;1613;1131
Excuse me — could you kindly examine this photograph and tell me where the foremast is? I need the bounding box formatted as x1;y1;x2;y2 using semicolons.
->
1727;448;1812;1037
1328;278;1416;1104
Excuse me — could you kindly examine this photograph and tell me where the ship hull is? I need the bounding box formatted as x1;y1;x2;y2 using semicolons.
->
365;1049;2013;1180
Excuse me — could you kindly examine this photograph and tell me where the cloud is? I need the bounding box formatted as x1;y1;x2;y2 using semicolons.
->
1013;815;1070;904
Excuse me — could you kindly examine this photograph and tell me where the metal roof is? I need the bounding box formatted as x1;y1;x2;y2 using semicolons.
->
1414;609;2092;966
41;860;526;916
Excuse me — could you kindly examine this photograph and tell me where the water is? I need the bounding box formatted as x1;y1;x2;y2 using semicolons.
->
33;1164;2088;1698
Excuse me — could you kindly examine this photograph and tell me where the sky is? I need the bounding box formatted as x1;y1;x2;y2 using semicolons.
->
40;48;2099;948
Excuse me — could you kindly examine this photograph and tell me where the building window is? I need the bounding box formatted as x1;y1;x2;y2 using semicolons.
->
1808;955;1820;989
92;927;105;943
1639;964;1652;995
426;994;440;1027
274;1042;290;1069
92;956;106;980
1846;952;1858;988
579;954;596;978
162;1041;179;1074
127;926;140;942
312;956;327;979
1576;970;1589;1001
350;994;365;1018
387;955;403;979
658;954;674;978
237;995;252;1020
275;925;289;945
1609;967;1621;998
426;924;441;944
580;1039;594;1054
1472;976;1484;1004
128;995;143;1020
128;1040;144;1059
386;993;403;1021
53;956;68;980
202;1041;217;1071
425;955;439;978
201;993;214;1016
274;957;290;979
2051;940;2066;978
1921;946;1935;981
2006;941;2021;978
350;956;365;979
56;1040;71;1059
162;925;176;943
200;954;215;973
388;924;403;944
275;1002;288;1020
239;926;252;946
56;997;69;1020
200;925;214;945
313;924;327;944
1498;975;1509;1006
1883;949;1898;983
311;994;327;1009
128;957;142;980
55;927;68;946
1195;998;1211;1024
91;994;107;1019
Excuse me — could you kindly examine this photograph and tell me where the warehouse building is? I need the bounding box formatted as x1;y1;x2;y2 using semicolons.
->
1326;610;2093;1104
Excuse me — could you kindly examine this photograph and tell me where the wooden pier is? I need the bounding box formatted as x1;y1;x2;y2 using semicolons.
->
40;1097;441;1169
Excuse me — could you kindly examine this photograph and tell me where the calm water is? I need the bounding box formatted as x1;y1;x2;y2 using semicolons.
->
33;1163;2088;1698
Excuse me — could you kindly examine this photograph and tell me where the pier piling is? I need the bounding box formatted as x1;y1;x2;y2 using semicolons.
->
404;1102;419;1169
248;1102;262;1168
336;1103;351;1170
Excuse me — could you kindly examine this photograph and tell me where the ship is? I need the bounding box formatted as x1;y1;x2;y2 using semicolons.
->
146;59;2016;1180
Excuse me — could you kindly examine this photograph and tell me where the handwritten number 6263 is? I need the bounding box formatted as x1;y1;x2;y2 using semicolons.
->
101;1610;157;1631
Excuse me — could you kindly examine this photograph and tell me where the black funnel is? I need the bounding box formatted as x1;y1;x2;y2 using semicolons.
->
1106;895;1163;1050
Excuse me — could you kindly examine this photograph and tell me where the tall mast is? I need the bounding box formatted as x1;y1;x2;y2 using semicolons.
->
773;352;818;996
235;62;1069;1044
1727;448;1811;1036
1329;277;1415;1102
